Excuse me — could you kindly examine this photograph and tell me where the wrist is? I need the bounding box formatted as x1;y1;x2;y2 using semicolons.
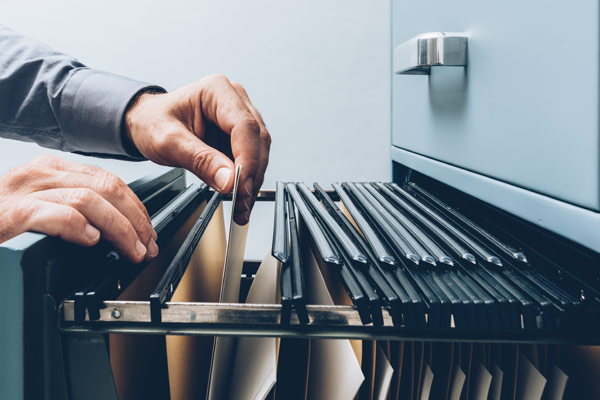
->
123;87;167;157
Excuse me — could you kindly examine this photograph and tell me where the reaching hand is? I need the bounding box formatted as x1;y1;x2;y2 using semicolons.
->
0;155;157;263
125;74;271;225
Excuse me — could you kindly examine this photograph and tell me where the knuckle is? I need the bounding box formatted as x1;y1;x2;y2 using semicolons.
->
262;128;272;148
133;215;151;237
70;188;95;208
96;173;124;198
190;150;216;175
10;199;37;224
32;154;60;165
242;116;261;135
230;81;248;95
118;219;135;239
206;73;229;85
63;207;81;229
254;171;266;188
102;210;116;230
4;164;42;188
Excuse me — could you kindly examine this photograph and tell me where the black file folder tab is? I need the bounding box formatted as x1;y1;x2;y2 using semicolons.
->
279;260;293;325
276;186;293;325
287;193;309;324
390;183;503;266
297;183;367;264
272;181;289;264
408;182;528;263
361;183;449;265
150;191;222;322
331;182;396;265
342;182;420;265
374;183;474;265
286;183;340;264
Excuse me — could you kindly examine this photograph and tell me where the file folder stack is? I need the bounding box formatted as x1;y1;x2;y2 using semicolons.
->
275;181;598;334
57;169;600;400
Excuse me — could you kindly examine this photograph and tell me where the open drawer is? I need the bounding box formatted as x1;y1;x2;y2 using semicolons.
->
52;166;600;400
5;167;600;399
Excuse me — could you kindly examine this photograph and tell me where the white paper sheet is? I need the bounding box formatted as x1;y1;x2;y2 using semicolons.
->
542;364;568;400
488;363;504;400
229;254;280;400
516;353;547;400
207;165;250;400
374;344;394;400
419;364;434;400
470;362;493;400
302;240;365;400
449;365;466;400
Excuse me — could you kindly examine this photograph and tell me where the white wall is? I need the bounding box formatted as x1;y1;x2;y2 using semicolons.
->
3;0;391;257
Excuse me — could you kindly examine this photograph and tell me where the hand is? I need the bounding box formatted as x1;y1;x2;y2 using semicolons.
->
0;155;157;263
125;74;271;225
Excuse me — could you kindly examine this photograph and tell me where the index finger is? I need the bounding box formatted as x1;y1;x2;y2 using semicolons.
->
195;75;262;220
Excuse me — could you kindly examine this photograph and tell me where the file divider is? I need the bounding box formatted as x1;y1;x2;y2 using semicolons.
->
272;182;289;264
287;190;309;324
149;191;222;323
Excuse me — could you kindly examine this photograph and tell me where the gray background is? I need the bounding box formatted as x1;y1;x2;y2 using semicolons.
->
3;0;391;258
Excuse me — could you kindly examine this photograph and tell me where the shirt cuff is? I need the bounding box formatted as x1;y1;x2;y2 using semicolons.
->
58;68;166;159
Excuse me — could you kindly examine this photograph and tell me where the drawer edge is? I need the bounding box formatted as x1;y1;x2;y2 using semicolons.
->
391;146;600;253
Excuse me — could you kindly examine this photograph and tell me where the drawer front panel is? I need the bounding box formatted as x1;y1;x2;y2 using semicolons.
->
391;0;600;210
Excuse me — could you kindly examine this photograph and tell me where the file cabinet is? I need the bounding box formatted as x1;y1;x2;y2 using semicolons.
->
391;0;600;252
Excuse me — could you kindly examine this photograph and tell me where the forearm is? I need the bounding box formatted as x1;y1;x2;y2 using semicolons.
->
0;25;164;159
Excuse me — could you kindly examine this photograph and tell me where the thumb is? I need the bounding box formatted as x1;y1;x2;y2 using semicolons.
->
166;130;235;193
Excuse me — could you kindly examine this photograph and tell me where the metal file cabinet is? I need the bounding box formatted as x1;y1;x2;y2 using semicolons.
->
390;0;600;253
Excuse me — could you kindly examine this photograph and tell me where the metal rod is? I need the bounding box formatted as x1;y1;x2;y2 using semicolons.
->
60;301;600;345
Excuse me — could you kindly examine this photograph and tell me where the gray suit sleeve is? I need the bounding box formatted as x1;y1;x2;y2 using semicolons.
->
0;25;166;159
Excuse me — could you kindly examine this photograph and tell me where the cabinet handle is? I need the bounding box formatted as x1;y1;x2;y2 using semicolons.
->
394;32;468;75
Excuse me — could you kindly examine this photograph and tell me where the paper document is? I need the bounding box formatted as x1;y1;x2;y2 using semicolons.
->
373;344;394;400
207;165;250;400
229;253;280;400
488;363;504;400
470;362;492;400
449;365;466;400
419;364;434;400
166;202;226;400
302;238;365;400
542;364;568;400
516;354;547;400
110;202;205;400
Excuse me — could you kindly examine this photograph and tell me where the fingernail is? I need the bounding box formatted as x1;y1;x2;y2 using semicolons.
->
214;168;231;192
135;240;147;258
148;238;159;257
244;177;254;197
85;224;100;242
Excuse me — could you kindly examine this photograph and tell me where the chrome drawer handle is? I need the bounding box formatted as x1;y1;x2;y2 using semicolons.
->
393;32;468;75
